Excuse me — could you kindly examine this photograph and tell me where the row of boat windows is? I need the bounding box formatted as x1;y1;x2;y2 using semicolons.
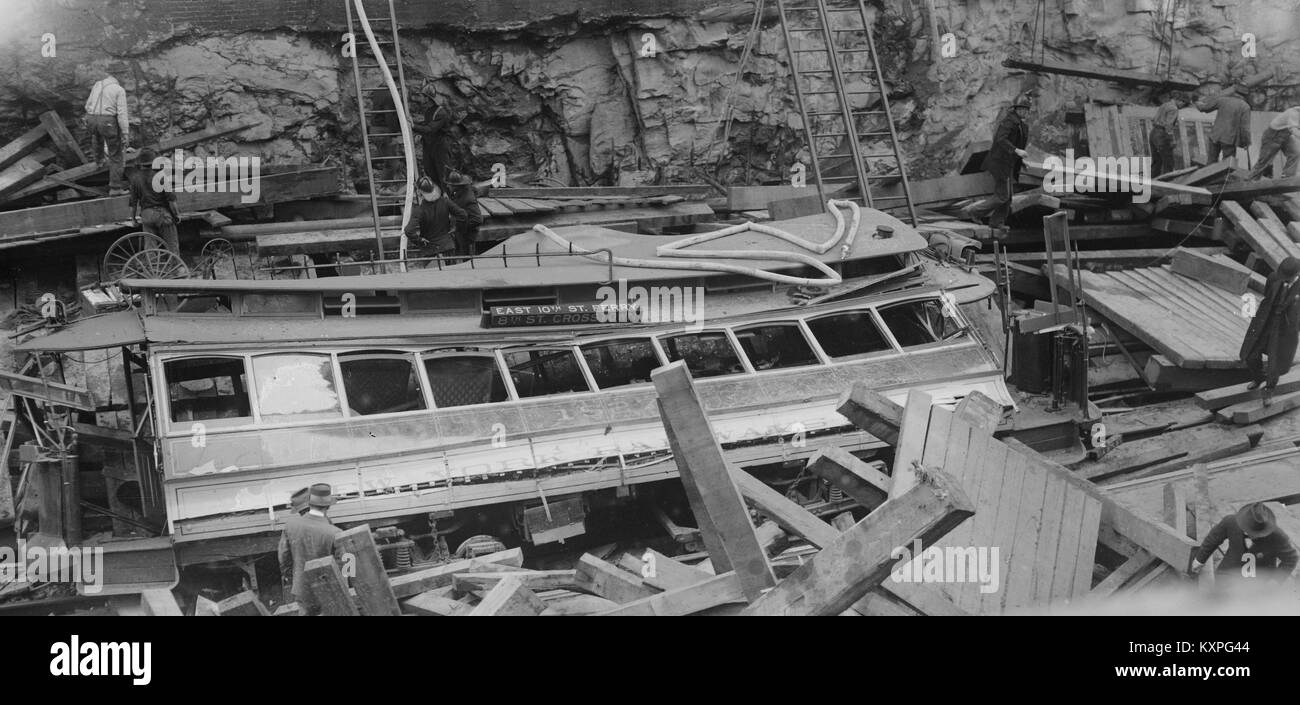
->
162;297;964;429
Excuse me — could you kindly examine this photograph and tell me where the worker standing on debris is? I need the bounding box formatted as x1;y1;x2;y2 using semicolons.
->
982;94;1031;236
404;176;467;258
277;484;344;616
1240;256;1300;404
445;171;482;257
1191;502;1298;582
84;62;131;196
1149;91;1188;177
278;487;312;593
1195;83;1252;164
415;91;455;189
1248;105;1300;180
128;148;182;254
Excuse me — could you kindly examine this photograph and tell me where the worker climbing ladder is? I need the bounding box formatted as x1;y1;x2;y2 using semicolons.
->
345;0;416;258
776;0;918;226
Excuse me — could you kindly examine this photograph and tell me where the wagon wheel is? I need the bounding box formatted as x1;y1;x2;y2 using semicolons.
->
119;248;189;280
103;232;168;281
197;237;234;279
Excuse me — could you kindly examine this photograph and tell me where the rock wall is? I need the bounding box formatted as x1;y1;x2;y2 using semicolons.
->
0;0;1297;190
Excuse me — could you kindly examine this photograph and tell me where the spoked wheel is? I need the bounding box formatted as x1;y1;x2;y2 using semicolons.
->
119;248;189;280
103;232;168;281
197;237;234;279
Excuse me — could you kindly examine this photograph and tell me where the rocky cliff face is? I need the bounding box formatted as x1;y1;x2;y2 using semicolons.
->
0;0;1297;190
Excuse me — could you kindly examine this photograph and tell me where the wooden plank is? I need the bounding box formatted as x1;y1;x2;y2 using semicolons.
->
0;125;47;172
1049;484;1088;603
477;202;715;241
302;557;359;616
1076;423;1255;482
953;390;1004;432
452;570;575;593
1207;175;1300;202
1030;473;1068;604
835;384;902;445
140;588;183;616
573;553;657;604
1090;549;1157;598
1070;496;1103;597
742;469;975;616
1221;200;1288;270
1195;370;1300;409
257;227;403;256
476;197;512;217
402;591;471;616
652;361;775;599
1171;248;1251;295
468;575;544;616
495;185;712;200
1163;482;1188;537
0;157;48;201
804;446;889;509
38;111;87;165
1144;354;1253;392
387;547;523;598
217;589;272;616
1218;390;1300;424
540;593;619;616
959;439;1007;613
334;526;400;616
982;449;1025;614
0;370;95;411
890;389;934;497
615;549;711;592
1171;158;1236;185
495;197;540;214
600;572;745;616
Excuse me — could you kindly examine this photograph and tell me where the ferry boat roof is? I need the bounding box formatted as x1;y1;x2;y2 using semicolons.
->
118;208;928;293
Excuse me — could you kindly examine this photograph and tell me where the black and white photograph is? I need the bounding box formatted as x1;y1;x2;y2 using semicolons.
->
0;0;1295;682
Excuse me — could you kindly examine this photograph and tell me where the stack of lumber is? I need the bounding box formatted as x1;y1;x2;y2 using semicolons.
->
1194;370;1300;425
0;111;86;203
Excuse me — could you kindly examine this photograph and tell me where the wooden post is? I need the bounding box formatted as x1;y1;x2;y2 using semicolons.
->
140;588;183;616
805;446;890;509
335;526;400;616
953;391;1004;432
38;111;88;165
304;557;360;616
573;553;657;604
743;469;974;616
468;575;545;616
890;390;934;497
652;362;776;600
217;590;272;616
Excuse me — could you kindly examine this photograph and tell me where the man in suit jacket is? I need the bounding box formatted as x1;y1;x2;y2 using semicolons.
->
1195;84;1252;164
982;95;1031;235
1192;502;1298;582
278;487;311;592
1240;256;1300;403
277;484;344;615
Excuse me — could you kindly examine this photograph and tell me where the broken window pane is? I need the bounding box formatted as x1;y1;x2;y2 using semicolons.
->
807;310;892;358
734;324;819;371
251;353;343;421
661;332;744;378
878;299;964;347
581;338;662;389
503;348;592;398
423;351;509;408
339;352;427;416
164;357;251;425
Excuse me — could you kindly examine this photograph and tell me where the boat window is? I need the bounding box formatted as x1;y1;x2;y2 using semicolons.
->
155;292;232;315
661;332;744;378
324;292;401;316
581;338;662;389
241;293;320;316
164;357;251;425
878;298;965;347
251;354;343;421
423;352;509;408
734;324;819;370
806;310;892;358
502;348;592;398
338;352;427;416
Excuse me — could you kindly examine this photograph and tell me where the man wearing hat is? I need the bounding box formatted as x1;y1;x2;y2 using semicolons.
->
277;483;344;615
982;94;1032;236
414;93;455;188
84;62;132;196
1195;83;1252;164
1191;502;1298;581
404;176;467;257
277;487;312;593
445;171;483;257
127;147;182;254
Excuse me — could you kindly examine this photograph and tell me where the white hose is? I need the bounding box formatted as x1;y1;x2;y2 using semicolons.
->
352;0;416;270
532;199;863;287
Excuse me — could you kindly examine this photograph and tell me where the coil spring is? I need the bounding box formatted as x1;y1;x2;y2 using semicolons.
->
828;484;844;502
395;542;413;570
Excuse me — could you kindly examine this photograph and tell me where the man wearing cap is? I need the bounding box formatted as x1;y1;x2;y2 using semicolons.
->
445;171;483;257
84;63;131;196
277;483;344;615
982;94;1031;236
127;148;182;254
1192;502;1298;581
1149;91;1188;177
404;177;467;257
1248;105;1300;180
1195;84;1252;164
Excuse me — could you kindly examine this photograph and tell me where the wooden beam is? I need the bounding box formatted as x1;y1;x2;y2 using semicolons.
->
0;157;48;201
477;202;715;242
303;557;359;616
1089;549;1157;598
140;588;183;616
1221;201;1287;269
1216;390;1300;424
0;125;47;171
615;549;712;592
1195;369;1300;409
38;112;87;165
890;390;934;497
1170;248;1251;295
572;553;657;604
652;361;776;599
600;572;745;616
452;570;575;593
468;575;545;616
541;593;619;616
334;526;400;616
953;390;1004;432
1002;56;1198;90
217;590;272;616
0;370;95;411
1204;175;1300;203
805;446;889;509
401;591;471;616
1143;354;1253;392
742;469;974;616
493;185;712;200
388;548;523;598
835;384;902;445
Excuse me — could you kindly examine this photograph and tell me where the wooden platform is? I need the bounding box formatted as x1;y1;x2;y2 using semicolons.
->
1050;264;1247;369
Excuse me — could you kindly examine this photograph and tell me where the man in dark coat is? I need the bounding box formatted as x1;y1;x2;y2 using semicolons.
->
404;176;467;257
1191;502;1298;582
277;483;344;615
1195;83;1252;164
982;94;1031;235
1240;256;1300;403
415;95;454;189
278;487;312;592
445;170;483;257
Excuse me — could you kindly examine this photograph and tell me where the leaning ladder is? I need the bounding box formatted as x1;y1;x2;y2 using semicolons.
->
776;0;918;225
345;0;413;258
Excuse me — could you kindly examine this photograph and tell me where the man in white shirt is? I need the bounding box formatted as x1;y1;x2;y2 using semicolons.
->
1249;106;1300;180
84;62;131;196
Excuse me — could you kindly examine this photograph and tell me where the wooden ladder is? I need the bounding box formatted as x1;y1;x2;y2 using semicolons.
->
345;0;413;257
776;0;917;225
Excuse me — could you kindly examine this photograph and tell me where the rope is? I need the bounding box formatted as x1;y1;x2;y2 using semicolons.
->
531;199;864;286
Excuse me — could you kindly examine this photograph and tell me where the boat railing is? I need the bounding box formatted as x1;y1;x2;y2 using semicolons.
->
258;243;616;283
